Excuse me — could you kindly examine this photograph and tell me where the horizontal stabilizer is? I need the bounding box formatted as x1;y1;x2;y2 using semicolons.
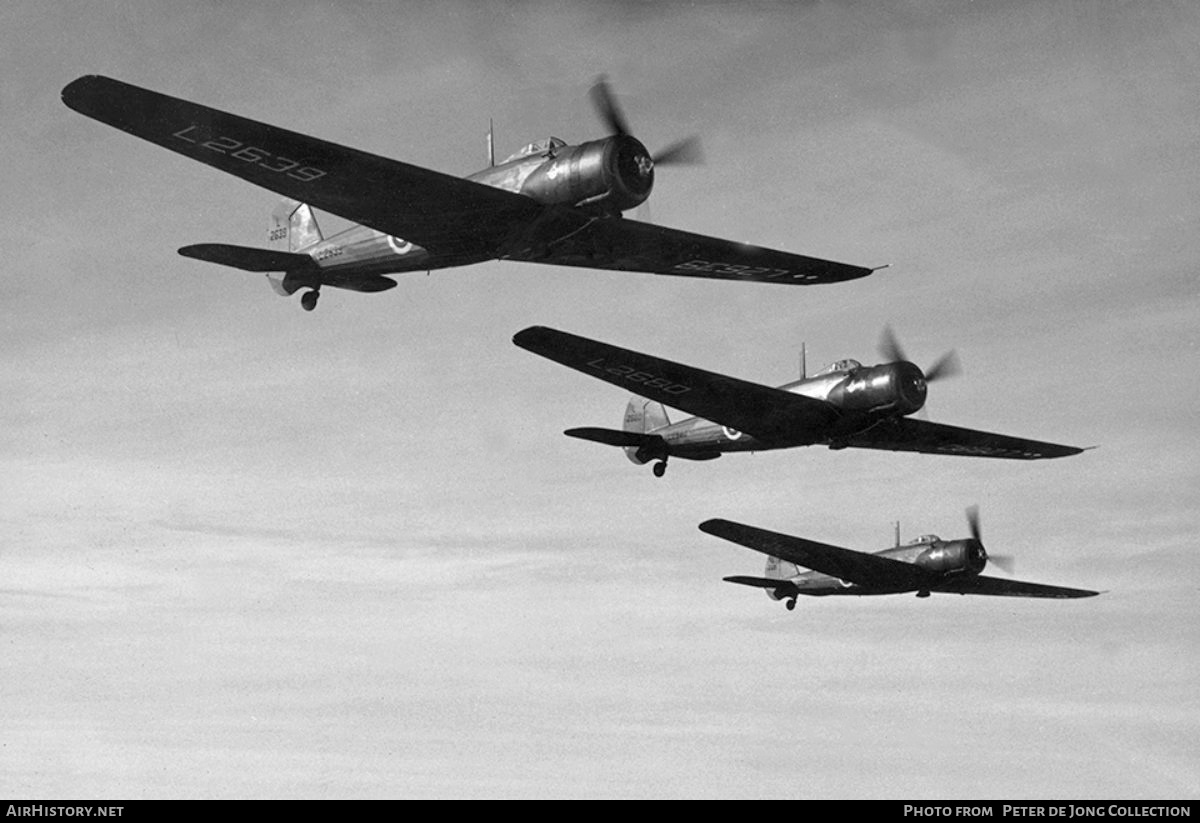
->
564;427;665;449
322;274;398;293
179;243;313;272
724;575;792;590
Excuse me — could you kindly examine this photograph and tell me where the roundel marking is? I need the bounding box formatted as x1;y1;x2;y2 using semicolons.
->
722;426;743;441
387;235;413;255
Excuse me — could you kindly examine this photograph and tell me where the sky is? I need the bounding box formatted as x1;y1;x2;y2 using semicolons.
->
3;0;1198;800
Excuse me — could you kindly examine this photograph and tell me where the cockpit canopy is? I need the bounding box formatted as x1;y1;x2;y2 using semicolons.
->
813;358;862;377
906;534;942;545
502;137;567;164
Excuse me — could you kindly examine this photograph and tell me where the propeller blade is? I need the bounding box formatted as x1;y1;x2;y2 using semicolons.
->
881;326;961;382
589;75;631;136
652;136;704;166
879;325;907;364
965;505;1013;572
966;505;981;543
989;554;1016;574
925;350;961;383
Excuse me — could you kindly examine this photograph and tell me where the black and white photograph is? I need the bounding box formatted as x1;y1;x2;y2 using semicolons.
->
3;0;1198;800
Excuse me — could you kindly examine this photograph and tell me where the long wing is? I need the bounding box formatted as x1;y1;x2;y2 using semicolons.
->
512;327;840;443
699;519;930;591
514;214;874;285
841;416;1084;460
61;75;540;260
935;574;1099;599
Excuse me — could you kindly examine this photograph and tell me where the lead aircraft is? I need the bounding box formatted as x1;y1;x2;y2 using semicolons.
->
61;75;875;311
702;508;1100;608
512;325;1085;476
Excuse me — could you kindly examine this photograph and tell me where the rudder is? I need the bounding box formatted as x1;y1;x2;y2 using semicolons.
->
267;199;323;296
763;555;801;601
269;199;324;252
622;397;670;465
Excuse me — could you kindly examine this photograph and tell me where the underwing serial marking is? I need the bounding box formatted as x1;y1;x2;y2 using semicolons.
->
585;358;691;395
671;259;796;279
173;125;327;182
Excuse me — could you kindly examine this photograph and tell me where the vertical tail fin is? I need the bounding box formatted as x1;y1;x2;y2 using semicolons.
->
269;199;324;252
621;397;670;465
763;555;800;600
267;199;323;296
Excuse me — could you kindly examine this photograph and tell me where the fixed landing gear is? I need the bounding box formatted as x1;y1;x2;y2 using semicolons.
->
785;598;797;611
652;460;667;478
300;289;320;311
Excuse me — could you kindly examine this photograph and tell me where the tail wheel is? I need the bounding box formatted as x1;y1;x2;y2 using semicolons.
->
786;598;797;611
652;460;667;478
300;290;320;311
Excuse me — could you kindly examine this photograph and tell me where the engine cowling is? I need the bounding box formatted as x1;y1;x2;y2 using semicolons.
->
519;134;653;214
914;540;987;575
825;362;927;416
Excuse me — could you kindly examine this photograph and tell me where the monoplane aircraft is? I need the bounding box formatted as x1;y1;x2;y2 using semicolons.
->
701;508;1100;608
512;325;1085;476
61;75;875;311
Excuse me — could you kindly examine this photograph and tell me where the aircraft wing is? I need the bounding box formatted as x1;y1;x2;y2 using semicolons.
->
513;214;874;285
840;417;1084;460
935;574;1099;599
512;327;840;443
62;75;540;260
699;519;931;591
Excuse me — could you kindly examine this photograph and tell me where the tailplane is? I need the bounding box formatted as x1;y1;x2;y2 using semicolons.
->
177;240;316;299
722;558;802;607
558;397;675;477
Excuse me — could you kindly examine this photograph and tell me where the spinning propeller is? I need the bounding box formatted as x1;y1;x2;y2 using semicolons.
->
879;325;961;383
589;76;704;168
966;505;1015;574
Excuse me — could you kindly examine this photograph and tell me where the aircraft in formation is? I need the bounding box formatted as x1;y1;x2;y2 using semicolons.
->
61;75;875;311
62;74;1100;605
701;507;1100;608
512;325;1084;476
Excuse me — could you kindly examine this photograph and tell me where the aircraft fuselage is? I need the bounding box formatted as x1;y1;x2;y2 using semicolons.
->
294;133;655;282
655;360;927;458
779;538;984;597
